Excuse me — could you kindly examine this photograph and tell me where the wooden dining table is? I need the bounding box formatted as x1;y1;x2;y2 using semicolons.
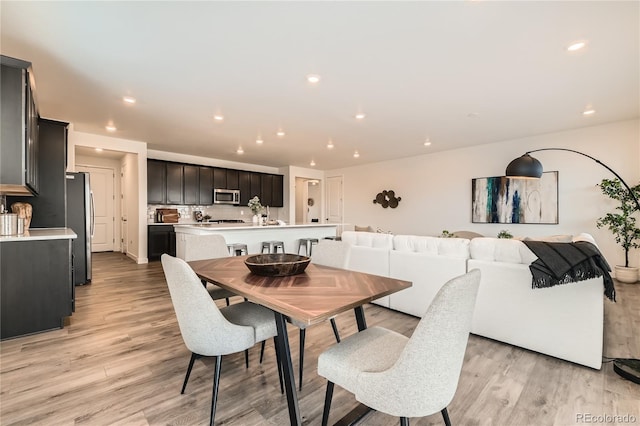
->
188;255;411;426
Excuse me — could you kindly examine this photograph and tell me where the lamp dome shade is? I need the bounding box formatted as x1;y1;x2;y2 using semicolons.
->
506;154;543;178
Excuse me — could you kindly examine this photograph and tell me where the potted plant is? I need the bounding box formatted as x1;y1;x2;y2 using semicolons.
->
596;178;640;283
248;196;264;225
497;229;513;239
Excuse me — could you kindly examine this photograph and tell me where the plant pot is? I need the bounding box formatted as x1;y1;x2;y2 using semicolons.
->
614;265;639;283
252;214;260;225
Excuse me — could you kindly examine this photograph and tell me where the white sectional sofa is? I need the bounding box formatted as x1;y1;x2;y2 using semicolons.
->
338;231;605;369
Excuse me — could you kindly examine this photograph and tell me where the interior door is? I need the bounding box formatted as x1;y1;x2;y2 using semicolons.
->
120;159;129;254
77;165;115;252
326;175;343;234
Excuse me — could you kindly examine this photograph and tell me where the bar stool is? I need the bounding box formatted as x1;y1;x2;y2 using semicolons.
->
261;240;285;253
227;243;248;256
297;238;319;256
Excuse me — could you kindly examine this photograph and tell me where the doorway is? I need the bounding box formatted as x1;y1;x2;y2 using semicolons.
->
76;165;116;252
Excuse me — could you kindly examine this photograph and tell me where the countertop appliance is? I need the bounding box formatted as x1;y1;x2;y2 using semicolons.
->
66;172;93;285
155;208;179;223
213;188;240;205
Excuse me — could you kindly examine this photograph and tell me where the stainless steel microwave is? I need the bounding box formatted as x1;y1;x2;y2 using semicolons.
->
213;188;240;205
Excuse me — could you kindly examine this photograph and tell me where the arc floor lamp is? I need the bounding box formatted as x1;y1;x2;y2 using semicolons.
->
505;148;640;211
506;148;640;384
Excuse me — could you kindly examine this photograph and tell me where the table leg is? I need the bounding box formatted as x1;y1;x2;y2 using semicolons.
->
354;305;367;331
274;312;301;425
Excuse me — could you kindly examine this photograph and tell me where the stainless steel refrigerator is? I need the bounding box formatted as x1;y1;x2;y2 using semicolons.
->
66;172;93;285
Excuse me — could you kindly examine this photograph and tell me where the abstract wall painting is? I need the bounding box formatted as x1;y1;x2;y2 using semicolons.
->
471;171;558;224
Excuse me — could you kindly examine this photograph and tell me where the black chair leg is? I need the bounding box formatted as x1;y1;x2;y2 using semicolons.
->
181;352;198;394
244;349;249;369
273;337;284;394
330;317;340;343
259;340;266;364
321;381;334;426
299;328;306;391
210;355;222;426
225;297;230;306
400;417;409;426
201;279;207;288
441;408;451;426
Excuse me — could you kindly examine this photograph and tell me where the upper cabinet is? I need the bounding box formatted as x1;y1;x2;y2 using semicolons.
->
146;160;284;207
0;55;40;196
147;160;167;204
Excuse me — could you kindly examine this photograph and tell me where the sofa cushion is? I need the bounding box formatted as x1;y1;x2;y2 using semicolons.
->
469;237;538;265
393;235;469;258
341;231;393;249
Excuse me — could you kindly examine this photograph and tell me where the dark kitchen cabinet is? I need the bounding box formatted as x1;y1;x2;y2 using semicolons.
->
147;160;167;204
226;169;239;190
199;167;213;205
146;160;284;207
250;173;262;202
7;119;68;228
213;168;226;189
1;238;73;339
260;174;273;206
183;165;199;205
272;174;284;207
239;171;251;205
148;225;176;261
0;55;40;196
166;163;184;205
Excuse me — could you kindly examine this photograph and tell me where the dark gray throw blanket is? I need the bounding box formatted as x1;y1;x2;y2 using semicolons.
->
522;240;616;301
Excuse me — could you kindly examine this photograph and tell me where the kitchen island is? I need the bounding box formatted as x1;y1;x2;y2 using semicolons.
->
1;228;76;339
173;223;337;256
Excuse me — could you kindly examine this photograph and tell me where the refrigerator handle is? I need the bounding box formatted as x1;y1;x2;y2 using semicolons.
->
90;190;95;237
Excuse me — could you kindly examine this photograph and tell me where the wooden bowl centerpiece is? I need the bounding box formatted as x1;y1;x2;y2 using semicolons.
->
244;254;311;277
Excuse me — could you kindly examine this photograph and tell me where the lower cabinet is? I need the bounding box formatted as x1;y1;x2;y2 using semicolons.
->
0;239;73;339
148;225;176;261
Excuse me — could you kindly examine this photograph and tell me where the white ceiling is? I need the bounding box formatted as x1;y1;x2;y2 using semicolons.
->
1;2;638;170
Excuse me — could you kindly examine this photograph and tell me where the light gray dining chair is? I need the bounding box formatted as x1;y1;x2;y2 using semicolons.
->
179;233;236;305
317;269;481;426
161;254;282;426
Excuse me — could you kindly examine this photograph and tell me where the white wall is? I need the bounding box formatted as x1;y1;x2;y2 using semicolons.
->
68;129;148;263
147;149;279;173
326;119;640;269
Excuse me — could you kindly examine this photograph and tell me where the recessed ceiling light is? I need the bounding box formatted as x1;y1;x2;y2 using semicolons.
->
567;41;587;52
353;150;360;158
276;129;285;137
310;160;316;167
236;147;244;154
213;114;224;122
424;138;432;147
256;138;263;144
95;148;103;152
355;113;366;120
123;96;136;104
105;124;117;132
327;139;334;149
582;108;596;116
306;74;321;84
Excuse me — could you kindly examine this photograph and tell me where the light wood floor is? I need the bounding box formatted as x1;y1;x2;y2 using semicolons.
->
1;252;638;426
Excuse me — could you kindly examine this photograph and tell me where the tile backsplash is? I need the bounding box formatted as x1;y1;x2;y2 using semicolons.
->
147;204;280;223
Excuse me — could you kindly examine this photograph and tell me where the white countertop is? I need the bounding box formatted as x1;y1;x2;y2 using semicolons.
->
173;222;336;231
0;228;77;242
